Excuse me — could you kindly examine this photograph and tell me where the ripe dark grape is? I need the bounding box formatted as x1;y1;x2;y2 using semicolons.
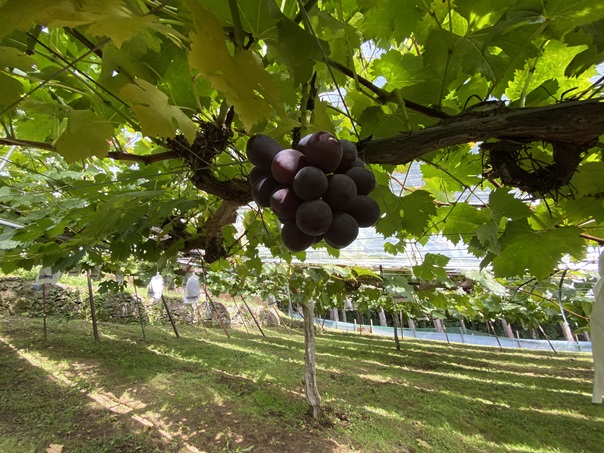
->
252;175;280;207
270;187;302;220
335;139;358;173
281;220;315;252
293;166;328;200
347;195;380;227
346;167;376;195
248;167;270;186
324;212;359;249
353;158;366;168
271;149;308;184
295;133;313;152
302;131;343;173
295;199;333;236
246;134;283;169
323;174;357;210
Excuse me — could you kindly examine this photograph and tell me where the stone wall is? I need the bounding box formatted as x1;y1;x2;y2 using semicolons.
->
0;277;287;328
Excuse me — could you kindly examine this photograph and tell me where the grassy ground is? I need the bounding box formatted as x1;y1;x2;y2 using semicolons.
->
0;315;602;453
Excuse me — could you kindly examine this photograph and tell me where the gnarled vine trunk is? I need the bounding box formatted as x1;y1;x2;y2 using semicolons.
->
303;300;321;419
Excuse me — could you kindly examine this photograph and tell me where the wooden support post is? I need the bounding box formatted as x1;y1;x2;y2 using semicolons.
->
86;270;100;344
231;296;250;336
488;321;502;349
160;295;180;339
516;330;522;349
574;334;582;352
370;319;373;334
200;259;230;338
194;303;209;338
240;296;266;337
132;277;146;341
538;324;557;354
442;320;450;344
273;306;291;335
207;297;230;339
42;283;47;341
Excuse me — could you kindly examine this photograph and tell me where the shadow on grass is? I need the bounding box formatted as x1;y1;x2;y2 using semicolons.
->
0;317;344;453
1;316;603;453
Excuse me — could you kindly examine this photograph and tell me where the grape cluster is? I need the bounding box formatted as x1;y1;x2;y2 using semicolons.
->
247;131;380;252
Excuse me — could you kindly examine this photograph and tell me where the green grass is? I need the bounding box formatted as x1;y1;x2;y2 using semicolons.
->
0;315;602;453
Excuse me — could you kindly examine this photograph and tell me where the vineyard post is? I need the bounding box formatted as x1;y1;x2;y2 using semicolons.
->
538;324;557;354
194;302;210;338
42;282;47;340
488;321;502;349
231;295;250;336
86;269;100;344
131;276;146;341
160;295;180;339
516;330;523;349
240;296;265;337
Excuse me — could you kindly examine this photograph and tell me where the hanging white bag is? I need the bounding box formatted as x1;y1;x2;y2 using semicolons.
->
148;273;164;301
184;274;201;305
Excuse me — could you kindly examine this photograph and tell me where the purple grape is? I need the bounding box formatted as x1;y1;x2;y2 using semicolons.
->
293;166;328;200
302;131;343;173
295;199;333;236
271;149;309;184
246;134;283;169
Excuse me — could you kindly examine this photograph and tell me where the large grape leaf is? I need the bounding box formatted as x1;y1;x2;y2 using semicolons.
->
370;51;425;90
0;0;164;48
440;203;489;245
492;220;585;280
120;79;196;144
474;189;532;254
399;190;438;236
570;162;604;196
53;110;114;162
185;0;286;130
0;72;23;107
412;253;450;281
0;46;36;71
357;0;424;44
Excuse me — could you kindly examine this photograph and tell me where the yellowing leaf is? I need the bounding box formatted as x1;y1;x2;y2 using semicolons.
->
0;0;159;48
86;11;157;49
120;79;196;143
54;110;113;162
185;0;284;129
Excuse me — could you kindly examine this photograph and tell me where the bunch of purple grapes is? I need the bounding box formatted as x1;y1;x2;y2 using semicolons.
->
247;131;380;252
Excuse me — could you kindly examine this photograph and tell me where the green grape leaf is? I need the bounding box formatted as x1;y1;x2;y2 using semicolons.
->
476;218;501;254
120;79;196;143
358;0;424;44
441;203;489;245
571;162;604;196
489;188;533;220
53;110;114;162
0;46;36;70
0;72;23;107
492;220;585;280
399;190;437;236
370;51;425;90
412;253;450;281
